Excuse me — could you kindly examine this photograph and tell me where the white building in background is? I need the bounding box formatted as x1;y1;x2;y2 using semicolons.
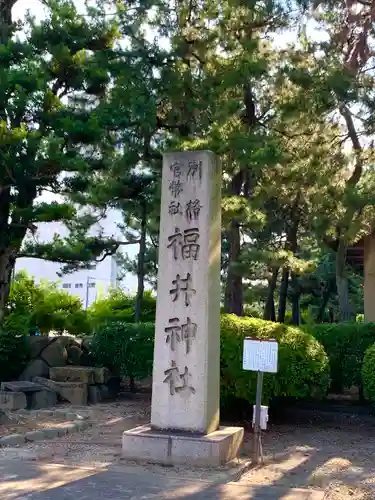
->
15;209;139;308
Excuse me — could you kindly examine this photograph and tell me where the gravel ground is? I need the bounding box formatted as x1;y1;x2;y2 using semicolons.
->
2;397;375;499
0;411;77;437
240;420;375;499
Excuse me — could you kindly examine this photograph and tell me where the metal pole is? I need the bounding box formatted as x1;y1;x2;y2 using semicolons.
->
85;277;90;309
252;371;263;464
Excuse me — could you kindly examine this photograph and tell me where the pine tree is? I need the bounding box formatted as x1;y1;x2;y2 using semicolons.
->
0;0;139;321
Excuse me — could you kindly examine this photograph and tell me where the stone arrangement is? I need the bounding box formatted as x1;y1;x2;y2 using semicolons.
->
33;366;117;406
122;150;244;467
0;408;91;447
19;335;93;381
0;381;57;411
0;365;119;411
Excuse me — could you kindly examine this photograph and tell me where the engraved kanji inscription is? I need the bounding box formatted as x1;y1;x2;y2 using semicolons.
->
169;273;196;306
169;161;183;178
164;317;197;354
169;179;183;198
185;199;202;222
168;200;183;216
164;317;181;352
182;227;200;260
187;160;202;182
167;227;200;261
181;317;197;354
163;360;196;396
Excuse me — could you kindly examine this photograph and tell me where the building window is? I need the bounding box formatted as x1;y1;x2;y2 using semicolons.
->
62;283;71;289
88;282;95;288
75;283;83;289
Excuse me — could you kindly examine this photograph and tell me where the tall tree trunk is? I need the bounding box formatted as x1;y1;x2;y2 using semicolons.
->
336;239;353;321
0;248;16;325
224;172;243;316
134;201;147;323
131;201;147;393
316;288;331;323
264;267;278;321
291;273;300;325
0;0;15;45
316;278;335;323
277;193;301;323
224;220;243;316
277;268;289;323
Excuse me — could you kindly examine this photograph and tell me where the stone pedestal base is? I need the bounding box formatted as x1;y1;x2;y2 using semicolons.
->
122;424;244;467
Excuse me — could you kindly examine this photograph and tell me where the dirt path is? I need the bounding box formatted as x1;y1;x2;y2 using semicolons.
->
2;397;375;498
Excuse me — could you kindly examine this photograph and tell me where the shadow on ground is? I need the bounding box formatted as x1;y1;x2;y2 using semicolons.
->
0;460;324;500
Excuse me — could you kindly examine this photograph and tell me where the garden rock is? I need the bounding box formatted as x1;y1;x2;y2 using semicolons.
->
42;428;60;439
0;434;25;446
93;367;110;384
66;345;82;365
19;359;49;381
41;338;68;367
0;391;27;410
50;366;95;384
33;376;88;405
29;389;57;410
27;336;50;359
25;430;45;442
88;385;102;404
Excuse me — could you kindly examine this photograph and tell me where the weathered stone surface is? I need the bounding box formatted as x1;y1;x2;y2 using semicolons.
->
29;389;57;410
25;430;45;442
38;409;54;417
122;425;244;467
50;366;95;384
42;428;60;439
1;381;44;392
0;391;27;410
88;385;102;404
92;367;110;384
67;345;82;365
27;336;50;358
40;337;69;367
0;433;25;446
18;359;50;381
151;151;222;434
33;377;88;406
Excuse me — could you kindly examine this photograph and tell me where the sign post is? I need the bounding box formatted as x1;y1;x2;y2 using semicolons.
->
242;338;278;465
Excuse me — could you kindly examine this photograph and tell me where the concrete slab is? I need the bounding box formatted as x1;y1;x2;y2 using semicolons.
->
1;381;45;392
122;424;244;466
0;460;325;500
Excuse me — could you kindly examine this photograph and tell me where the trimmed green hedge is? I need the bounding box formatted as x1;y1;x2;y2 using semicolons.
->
304;322;375;392
92;315;330;404
362;343;375;404
0;328;29;382
220;315;330;406
90;321;154;381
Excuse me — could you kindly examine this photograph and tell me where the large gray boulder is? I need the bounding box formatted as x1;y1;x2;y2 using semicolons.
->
19;359;49;381
40;338;69;367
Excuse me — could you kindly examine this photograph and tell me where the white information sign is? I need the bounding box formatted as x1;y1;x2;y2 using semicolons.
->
243;338;278;373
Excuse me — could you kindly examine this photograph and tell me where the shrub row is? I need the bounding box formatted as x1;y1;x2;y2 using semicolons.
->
90;314;330;405
0;327;29;382
304;322;375;392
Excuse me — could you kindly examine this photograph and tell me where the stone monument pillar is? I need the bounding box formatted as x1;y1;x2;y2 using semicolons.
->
122;151;243;467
